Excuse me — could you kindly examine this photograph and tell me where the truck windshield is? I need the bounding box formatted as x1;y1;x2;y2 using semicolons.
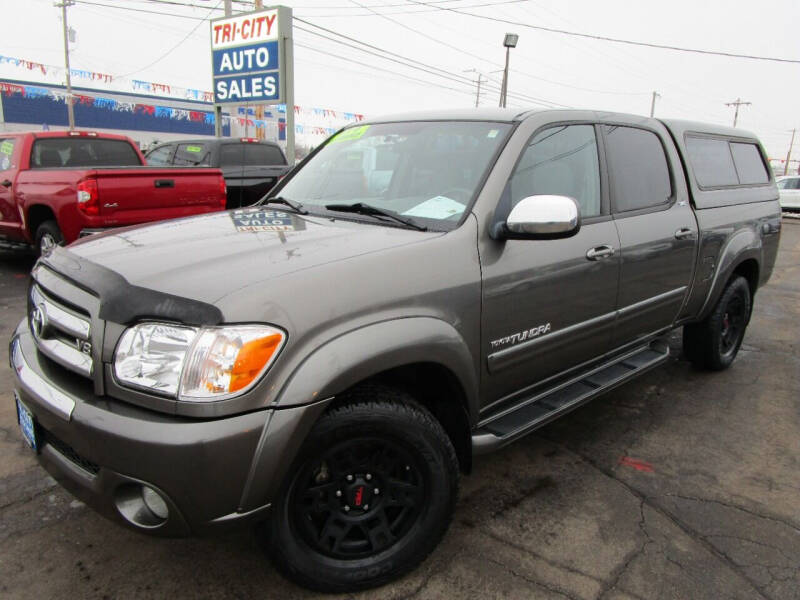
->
277;121;512;230
30;138;141;168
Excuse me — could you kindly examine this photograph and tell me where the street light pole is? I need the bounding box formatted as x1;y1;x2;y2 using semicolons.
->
499;33;518;108
56;0;76;130
500;47;510;108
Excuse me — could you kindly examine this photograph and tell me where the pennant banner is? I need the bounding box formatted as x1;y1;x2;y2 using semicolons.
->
1;53;366;139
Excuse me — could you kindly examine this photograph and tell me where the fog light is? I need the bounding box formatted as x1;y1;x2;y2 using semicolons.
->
114;483;169;528
142;486;169;520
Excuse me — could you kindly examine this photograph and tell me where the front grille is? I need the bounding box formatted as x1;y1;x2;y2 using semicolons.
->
41;429;101;475
29;284;93;379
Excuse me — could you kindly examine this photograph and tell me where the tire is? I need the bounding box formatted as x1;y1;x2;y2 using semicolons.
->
34;220;64;257
267;385;459;593
683;275;751;371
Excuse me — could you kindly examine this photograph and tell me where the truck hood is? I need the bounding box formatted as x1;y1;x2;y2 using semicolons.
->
66;208;436;305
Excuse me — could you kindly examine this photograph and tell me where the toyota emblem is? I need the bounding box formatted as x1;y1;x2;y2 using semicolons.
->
30;305;47;338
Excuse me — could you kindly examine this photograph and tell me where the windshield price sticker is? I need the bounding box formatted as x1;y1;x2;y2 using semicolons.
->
0;140;13;156
329;125;370;144
230;209;305;232
185;145;204;153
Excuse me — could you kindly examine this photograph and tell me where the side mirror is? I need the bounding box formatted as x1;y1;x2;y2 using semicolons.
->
503;195;581;239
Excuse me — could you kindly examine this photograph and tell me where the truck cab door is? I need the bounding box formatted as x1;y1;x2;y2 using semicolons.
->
0;136;22;241
480;123;620;408
601;123;698;347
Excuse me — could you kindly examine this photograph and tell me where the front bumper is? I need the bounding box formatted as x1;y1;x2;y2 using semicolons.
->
9;327;273;536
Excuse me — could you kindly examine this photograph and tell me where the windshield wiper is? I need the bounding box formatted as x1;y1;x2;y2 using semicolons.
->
257;195;308;214
324;203;427;231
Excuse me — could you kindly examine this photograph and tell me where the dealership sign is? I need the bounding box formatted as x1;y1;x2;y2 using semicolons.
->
210;7;291;104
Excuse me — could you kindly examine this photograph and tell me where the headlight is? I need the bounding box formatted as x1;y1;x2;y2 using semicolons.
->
114;322;285;401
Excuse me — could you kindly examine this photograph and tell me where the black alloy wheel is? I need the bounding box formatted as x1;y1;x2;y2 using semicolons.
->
683;275;751;371
291;437;425;560
719;292;747;359
267;387;459;593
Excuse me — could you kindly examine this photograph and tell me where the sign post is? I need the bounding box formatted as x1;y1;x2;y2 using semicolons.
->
210;5;294;164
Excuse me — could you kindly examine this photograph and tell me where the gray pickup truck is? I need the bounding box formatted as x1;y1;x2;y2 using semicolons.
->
145;137;289;208
9;109;781;592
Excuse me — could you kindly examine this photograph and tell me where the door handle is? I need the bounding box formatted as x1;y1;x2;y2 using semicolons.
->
103;202;118;208
674;227;694;240
586;245;616;261
1;179;11;188
154;179;175;188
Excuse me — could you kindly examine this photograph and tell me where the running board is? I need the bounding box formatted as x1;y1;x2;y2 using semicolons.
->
471;340;671;455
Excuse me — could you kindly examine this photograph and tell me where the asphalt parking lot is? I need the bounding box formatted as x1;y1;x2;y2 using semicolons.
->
1;221;798;600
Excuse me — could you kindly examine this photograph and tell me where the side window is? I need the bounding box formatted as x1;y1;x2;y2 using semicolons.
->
0;138;15;171
604;126;672;213
146;145;174;166
509;124;601;217
685;136;739;187
730;142;769;185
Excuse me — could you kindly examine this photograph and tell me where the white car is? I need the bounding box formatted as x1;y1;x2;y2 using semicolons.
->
776;175;800;211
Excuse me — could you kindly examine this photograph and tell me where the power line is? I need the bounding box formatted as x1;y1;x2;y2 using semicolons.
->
74;0;206;20
294;20;566;107
130;0;528;16
347;0;496;67
299;0;530;17
73;0;570;108
405;0;800;64
114;0;222;78
294;24;476;88
294;42;474;98
70;1;658;102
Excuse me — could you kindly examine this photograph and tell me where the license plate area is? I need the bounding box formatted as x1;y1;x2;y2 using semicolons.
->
15;392;39;451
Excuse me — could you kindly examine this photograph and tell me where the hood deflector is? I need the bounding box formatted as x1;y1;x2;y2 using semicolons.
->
40;247;223;326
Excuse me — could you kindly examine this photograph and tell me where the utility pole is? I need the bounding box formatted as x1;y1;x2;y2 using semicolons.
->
649;91;660;117
474;73;484;108
725;97;751;128
464;69;485;107
784;128;796;176
55;0;76;130
215;0;233;137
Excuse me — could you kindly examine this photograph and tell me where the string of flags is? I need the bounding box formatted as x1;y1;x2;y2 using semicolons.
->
0;81;361;135
0;54;365;130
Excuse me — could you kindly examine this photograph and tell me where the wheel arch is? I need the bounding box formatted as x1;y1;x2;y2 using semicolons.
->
26;204;57;240
697;228;762;321
327;362;474;475
239;318;479;511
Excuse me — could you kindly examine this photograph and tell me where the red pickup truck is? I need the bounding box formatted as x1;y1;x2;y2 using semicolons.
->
0;131;227;255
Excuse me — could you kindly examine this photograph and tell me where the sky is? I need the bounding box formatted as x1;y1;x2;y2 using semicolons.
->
2;0;798;160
